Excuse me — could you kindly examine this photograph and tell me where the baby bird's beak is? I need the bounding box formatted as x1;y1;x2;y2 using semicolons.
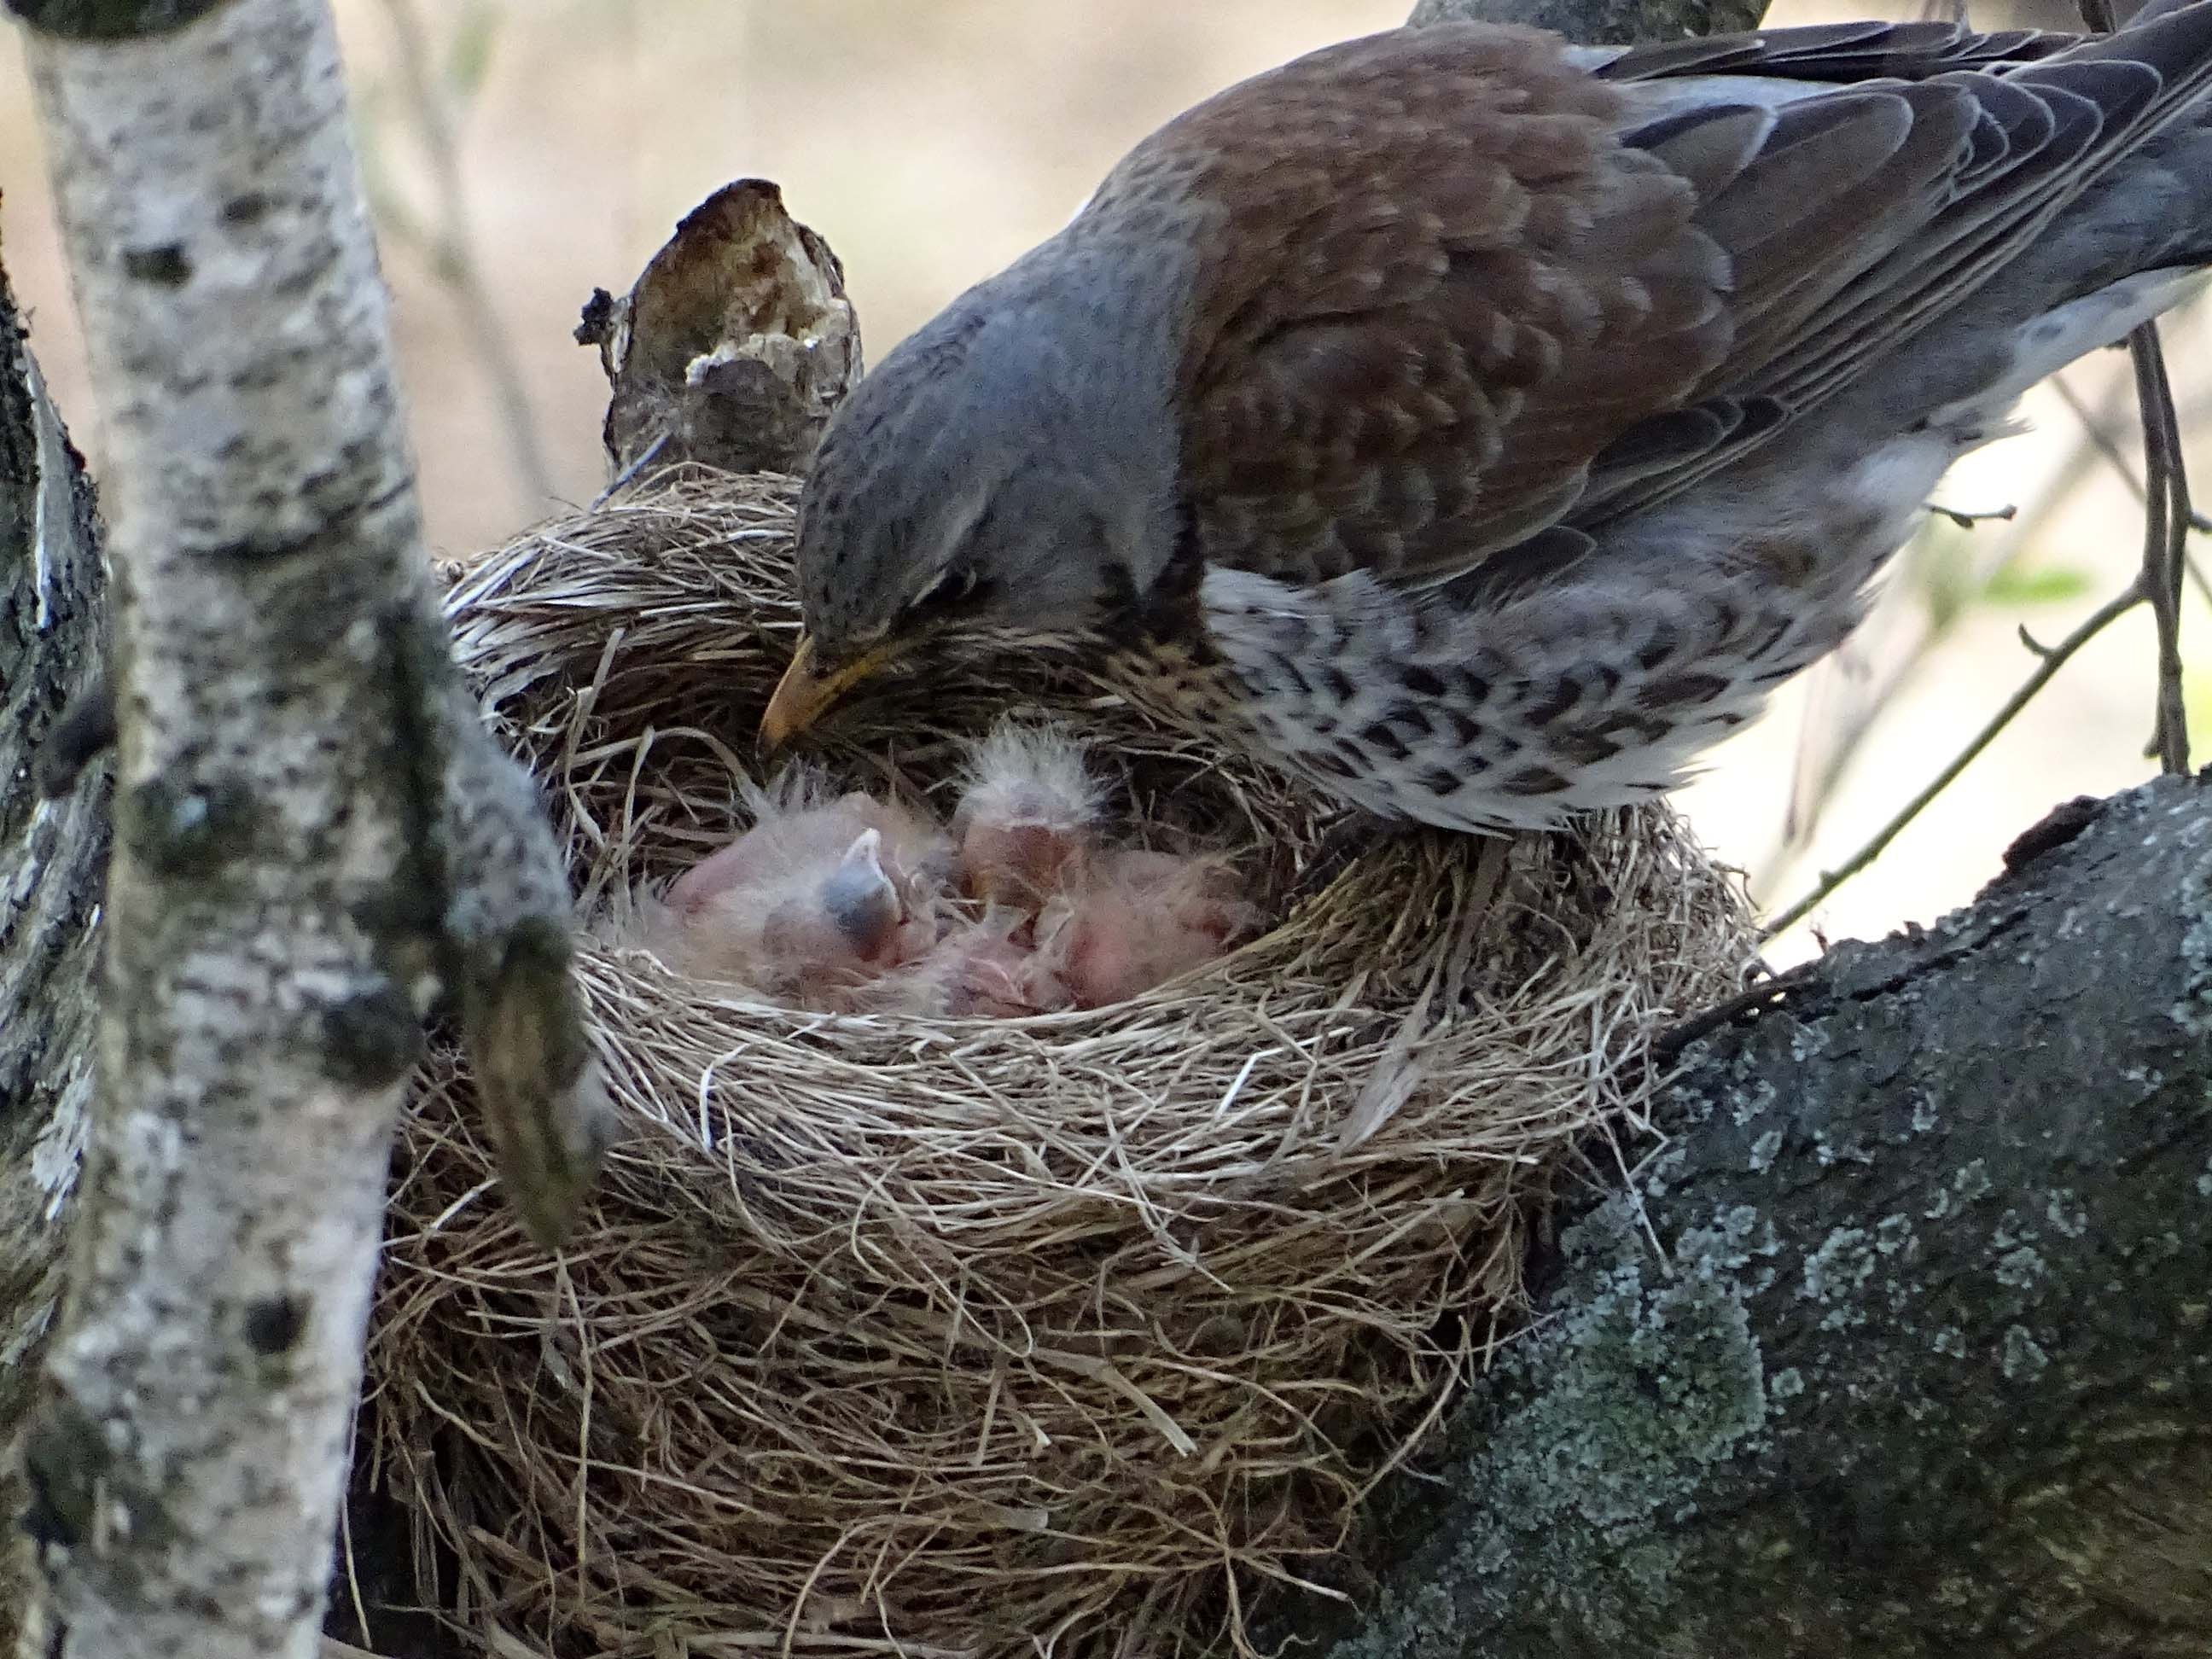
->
818;828;904;961
760;634;901;754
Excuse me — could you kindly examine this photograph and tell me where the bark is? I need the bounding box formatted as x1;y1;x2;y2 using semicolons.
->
7;2;602;1656
1271;777;2212;1657
0;246;108;1659
577;178;861;481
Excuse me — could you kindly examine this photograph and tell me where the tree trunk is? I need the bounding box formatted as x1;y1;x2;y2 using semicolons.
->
0;242;108;1659
7;2;599;1654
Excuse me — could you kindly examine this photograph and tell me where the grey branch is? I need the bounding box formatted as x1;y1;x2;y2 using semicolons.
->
1272;776;2212;1657
578;178;862;483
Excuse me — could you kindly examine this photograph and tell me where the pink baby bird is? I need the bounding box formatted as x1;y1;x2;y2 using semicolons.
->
952;722;1102;907
876;910;1058;1019
638;772;951;1009
1034;848;1258;1010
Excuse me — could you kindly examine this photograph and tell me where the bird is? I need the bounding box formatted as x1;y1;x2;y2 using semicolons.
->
888;909;1059;1018
1033;849;1258;1010
951;720;1103;905
629;774;951;1008
760;2;2212;834
947;723;1260;1005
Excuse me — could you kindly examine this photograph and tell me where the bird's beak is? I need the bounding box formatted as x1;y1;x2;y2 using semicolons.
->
759;634;899;753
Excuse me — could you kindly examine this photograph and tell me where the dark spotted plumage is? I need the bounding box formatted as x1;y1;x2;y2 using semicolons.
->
765;4;2212;833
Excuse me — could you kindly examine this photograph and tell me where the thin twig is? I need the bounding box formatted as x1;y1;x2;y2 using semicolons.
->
2079;0;2193;777
1760;464;2085;896
2051;376;2212;614
1762;582;2145;940
1929;501;2016;529
1650;959;1825;1065
591;429;671;510
2050;375;2212;538
2128;322;2192;773
376;0;558;509
1757;339;2174;891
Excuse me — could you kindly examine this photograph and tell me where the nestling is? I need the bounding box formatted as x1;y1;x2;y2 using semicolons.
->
626;774;949;1008
889;910;1056;1019
949;721;1260;1007
952;721;1103;905
1034;849;1260;1011
764;3;2212;832
618;730;1257;1013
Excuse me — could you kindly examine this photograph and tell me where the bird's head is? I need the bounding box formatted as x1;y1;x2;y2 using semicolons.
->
761;245;1187;751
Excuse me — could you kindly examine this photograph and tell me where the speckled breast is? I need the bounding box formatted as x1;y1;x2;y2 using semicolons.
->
1097;635;1253;735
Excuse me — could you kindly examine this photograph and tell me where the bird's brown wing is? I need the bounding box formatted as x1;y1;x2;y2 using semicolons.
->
1121;12;2212;591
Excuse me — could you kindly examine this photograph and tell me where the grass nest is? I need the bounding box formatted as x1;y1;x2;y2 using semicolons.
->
364;466;1757;1658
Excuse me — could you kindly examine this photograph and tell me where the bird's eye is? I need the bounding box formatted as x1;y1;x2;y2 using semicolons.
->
913;566;981;614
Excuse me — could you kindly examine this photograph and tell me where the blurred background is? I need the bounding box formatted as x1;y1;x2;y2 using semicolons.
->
3;0;2207;960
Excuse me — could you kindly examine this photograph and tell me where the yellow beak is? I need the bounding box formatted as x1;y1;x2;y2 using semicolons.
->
759;634;899;753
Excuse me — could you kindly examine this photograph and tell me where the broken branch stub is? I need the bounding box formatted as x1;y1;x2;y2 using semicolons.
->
579;179;861;480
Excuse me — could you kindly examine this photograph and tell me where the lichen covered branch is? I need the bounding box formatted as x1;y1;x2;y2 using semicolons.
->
1277;776;2212;1657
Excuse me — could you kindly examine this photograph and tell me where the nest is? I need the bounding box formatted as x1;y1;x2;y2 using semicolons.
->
364;468;1756;1659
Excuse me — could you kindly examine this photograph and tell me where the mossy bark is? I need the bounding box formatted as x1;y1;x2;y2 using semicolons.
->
1276;777;2212;1657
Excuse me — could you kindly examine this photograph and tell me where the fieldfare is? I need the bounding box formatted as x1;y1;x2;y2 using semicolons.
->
764;4;2212;832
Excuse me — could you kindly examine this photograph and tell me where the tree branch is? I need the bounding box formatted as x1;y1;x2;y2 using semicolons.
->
1761;579;2148;940
576;178;861;484
1408;0;1764;43
371;0;557;509
1273;775;2212;1657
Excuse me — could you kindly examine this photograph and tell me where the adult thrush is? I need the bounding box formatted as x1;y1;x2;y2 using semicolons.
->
764;4;2212;833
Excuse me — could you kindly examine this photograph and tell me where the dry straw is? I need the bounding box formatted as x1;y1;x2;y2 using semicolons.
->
364;467;1756;1659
